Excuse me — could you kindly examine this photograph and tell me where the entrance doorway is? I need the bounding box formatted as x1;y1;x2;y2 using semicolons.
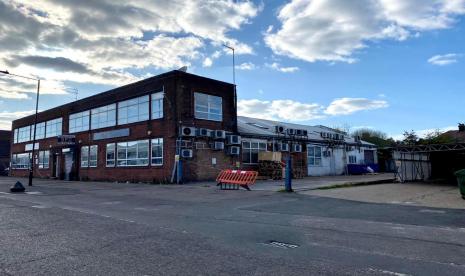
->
52;154;60;178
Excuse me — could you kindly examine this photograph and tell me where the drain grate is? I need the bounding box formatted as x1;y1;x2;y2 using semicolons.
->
266;240;299;249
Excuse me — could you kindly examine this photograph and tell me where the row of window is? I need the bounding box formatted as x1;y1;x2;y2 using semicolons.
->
14;118;63;143
69;92;164;133
11;151;50;169
80;139;164;168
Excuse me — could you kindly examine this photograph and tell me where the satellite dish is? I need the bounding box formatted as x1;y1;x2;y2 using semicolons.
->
178;66;188;72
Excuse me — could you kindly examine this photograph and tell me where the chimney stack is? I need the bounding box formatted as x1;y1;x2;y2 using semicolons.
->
459;123;465;132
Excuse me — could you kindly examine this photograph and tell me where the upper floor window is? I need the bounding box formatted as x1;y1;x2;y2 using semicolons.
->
118;95;149;125
91;104;116;130
151;92;164;119
17;126;31;143
194;92;222;121
308;145;322;166
46;118;62;138
31;122;46;140
69;110;90;133
13;129;18;144
242;140;267;164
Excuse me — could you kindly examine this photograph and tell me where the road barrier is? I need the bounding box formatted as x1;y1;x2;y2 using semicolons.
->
216;170;258;191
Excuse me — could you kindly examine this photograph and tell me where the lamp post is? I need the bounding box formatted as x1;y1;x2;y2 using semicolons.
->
0;70;40;186
223;44;238;132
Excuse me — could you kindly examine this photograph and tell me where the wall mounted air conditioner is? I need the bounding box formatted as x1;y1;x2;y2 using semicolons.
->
226;135;241;145
228;146;240;155
275;125;286;134
181;149;193;158
213;141;225;150
278;143;289;152
291;144;302;153
287;128;296;135
302;130;308;136
211;130;226;139
196;128;209;137
181;126;196;137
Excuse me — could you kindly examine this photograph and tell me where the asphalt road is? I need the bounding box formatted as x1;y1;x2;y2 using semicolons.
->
1;177;465;275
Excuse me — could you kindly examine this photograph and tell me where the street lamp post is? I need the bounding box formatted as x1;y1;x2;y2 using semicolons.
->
0;70;40;186
223;44;237;131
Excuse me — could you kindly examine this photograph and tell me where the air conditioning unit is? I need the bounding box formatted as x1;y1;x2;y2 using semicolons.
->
275;125;286;134
287;128;296;135
213;141;225;150
339;135;344;140
278;143;289;152
296;129;305;136
354;136;361;142
334;134;339;140
302;130;308;136
323;150;331;157
181;126;196;137
196;128;209;137
291;144;302;153
181;149;193;158
228;146;240;155
211;130;226;139
226;135;241;145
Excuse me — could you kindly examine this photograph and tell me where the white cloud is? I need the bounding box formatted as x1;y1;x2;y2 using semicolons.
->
325;98;389;115
236;62;256;70
0;1;260;99
265;0;465;63
0;110;35;130
238;99;324;121
202;57;213;67
428;53;460;65
238;97;388;121
266;62;299;73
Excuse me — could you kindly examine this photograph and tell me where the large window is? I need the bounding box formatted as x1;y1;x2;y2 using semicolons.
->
34;122;46;140
18;126;31;143
46;118;62;138
69;110;90;133
80;146;89;167
348;155;357;164
151;138;163;166
91;104;116;130
106;143;115;167
81;145;98;167
12;153;31;169
118;95;149;125
242;140;267;164
151;92;164;119
13;129;18;144
38;150;50;169
308;145;322;166
117;140;149;167
194;92;222;121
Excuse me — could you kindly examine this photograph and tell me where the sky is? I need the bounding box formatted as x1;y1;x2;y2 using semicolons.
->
1;0;465;139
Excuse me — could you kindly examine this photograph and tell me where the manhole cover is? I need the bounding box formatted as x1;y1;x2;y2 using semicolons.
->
266;240;299;249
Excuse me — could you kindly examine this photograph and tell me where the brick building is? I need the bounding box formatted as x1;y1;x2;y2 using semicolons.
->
0;130;11;175
10;70;377;182
10;70;238;182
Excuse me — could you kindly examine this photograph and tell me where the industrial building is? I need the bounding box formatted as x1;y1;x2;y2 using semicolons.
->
9;70;377;182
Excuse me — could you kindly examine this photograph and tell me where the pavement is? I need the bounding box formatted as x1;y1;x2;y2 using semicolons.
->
1;176;465;275
249;173;396;191
302;182;465;209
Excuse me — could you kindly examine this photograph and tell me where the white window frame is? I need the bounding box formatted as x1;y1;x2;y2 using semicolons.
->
12;153;31;169
118;95;149;125
38;150;50;169
348;155;357;164
151;138;163;166
151;92;164;119
89;145;98;167
46;118;63;138
91;104;116;130
34;122;46;140
106;143;115;167
242;139;267;164
308;145;322;166
117;140;149;167
69;110;90;133
194;92;222;121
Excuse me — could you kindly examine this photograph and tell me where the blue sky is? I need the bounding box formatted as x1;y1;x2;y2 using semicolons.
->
1;0;465;139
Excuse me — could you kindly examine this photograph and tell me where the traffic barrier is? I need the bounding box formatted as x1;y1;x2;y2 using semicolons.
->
216;169;258;191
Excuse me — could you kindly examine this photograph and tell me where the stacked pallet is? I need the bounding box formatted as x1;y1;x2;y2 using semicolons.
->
258;160;284;180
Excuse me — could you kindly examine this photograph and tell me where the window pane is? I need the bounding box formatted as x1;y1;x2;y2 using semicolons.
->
194;92;222;122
